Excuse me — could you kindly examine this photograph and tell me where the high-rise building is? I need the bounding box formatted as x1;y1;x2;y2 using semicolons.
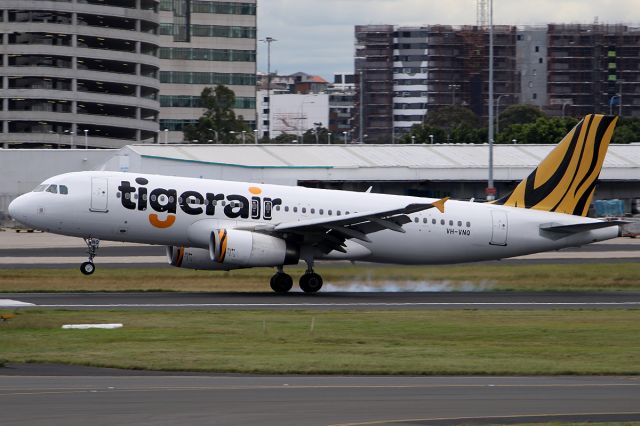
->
354;25;518;143
355;23;640;144
328;73;355;137
158;0;257;142
545;24;640;117
0;0;161;148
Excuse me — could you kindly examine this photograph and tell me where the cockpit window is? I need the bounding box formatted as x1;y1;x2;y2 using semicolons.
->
33;184;47;192
45;185;58;194
60;185;68;195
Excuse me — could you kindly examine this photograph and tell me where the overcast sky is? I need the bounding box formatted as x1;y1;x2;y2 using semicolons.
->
256;0;640;80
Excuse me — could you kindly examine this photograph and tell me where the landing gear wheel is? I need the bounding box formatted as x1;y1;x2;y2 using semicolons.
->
80;237;100;276
80;261;95;276
270;272;293;294
299;272;323;293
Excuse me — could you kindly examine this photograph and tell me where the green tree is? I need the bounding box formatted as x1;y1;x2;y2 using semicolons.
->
399;125;447;144
301;127;330;144
497;117;578;144
612;117;640;144
498;104;546;130
273;133;298;144
424;105;481;129
183;85;249;143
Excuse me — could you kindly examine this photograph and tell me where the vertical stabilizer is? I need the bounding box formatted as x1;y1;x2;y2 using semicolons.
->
494;114;617;216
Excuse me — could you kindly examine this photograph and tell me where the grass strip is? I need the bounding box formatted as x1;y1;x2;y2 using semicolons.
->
0;309;639;375
1;262;640;292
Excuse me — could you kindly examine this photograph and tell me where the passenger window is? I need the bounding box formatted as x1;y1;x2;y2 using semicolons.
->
293;207;298;213
319;209;324;215
423;218;428;223
285;206;289;212
46;185;58;194
59;185;68;195
440;219;445;225
432;219;436;224
310;208;315;214
466;221;471;227
275;205;281;211
414;217;419;223
345;211;350;215
328;210;333;216
449;220;453;226
302;207;307;213
457;221;462;227
337;211;341;216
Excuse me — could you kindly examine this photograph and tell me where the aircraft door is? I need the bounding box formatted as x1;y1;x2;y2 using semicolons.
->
490;210;508;246
90;177;109;212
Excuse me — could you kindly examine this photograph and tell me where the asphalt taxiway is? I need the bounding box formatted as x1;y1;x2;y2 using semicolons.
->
1;366;639;426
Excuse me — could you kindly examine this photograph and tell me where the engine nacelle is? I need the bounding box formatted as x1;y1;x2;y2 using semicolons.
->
210;229;299;267
166;246;237;271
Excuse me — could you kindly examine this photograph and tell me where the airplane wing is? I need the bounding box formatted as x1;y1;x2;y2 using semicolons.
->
540;220;627;234
261;197;449;254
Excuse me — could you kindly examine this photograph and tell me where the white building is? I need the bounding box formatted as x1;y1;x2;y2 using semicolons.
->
257;91;329;139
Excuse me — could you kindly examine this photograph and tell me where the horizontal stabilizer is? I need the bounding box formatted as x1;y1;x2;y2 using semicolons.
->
540;220;627;234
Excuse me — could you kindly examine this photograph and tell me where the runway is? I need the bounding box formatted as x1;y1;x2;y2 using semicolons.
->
2;291;640;310
1;366;639;426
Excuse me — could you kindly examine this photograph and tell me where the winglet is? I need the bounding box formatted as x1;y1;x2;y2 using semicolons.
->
432;197;449;213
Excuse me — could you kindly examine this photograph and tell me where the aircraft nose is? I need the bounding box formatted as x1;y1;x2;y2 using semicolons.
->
8;195;28;223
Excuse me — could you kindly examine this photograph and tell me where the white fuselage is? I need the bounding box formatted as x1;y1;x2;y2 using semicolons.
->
8;171;619;265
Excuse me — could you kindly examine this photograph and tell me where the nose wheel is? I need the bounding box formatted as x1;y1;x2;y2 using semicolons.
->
80;237;100;276
80;261;95;275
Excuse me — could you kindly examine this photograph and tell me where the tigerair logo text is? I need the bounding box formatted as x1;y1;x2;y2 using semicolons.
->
118;178;282;229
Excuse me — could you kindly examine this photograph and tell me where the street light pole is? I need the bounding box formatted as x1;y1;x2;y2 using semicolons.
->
253;129;259;144
260;37;277;141
429;134;434;144
487;0;495;200
241;130;246;144
342;131;348;145
359;70;364;143
84;129;88;150
609;95;620;116
164;128;168;144
328;132;332;144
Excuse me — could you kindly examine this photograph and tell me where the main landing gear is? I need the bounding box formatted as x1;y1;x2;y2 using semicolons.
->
80;237;100;276
270;260;323;294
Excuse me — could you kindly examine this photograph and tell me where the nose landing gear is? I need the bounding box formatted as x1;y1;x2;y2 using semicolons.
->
80;237;100;276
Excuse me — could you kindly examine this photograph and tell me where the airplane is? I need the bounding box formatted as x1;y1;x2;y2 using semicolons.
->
8;114;625;293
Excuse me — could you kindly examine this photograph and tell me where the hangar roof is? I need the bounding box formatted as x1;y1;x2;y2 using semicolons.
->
125;144;640;181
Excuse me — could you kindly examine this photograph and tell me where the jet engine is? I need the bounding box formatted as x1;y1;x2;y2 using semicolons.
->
210;229;299;267
167;229;299;270
166;246;235;270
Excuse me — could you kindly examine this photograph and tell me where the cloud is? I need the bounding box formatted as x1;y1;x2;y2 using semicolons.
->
257;0;640;79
